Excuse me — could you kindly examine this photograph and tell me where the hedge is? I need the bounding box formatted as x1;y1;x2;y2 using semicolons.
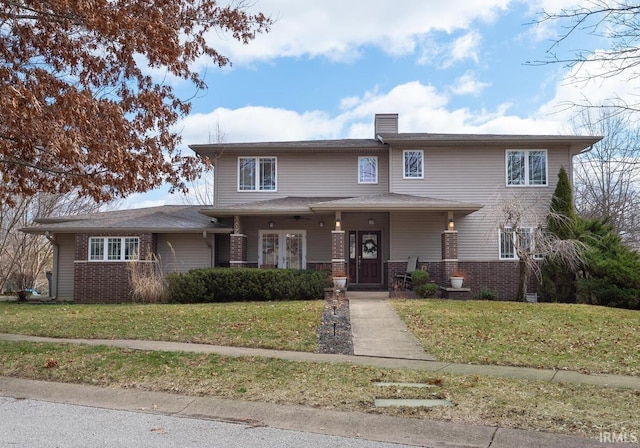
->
166;268;328;303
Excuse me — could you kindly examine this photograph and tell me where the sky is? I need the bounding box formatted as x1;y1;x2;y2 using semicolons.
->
121;0;632;209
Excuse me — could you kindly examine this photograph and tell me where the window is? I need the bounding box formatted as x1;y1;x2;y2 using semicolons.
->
89;237;139;261
403;150;423;179
238;157;276;191
506;150;547;186
258;230;306;269
499;227;542;260
358;156;378;184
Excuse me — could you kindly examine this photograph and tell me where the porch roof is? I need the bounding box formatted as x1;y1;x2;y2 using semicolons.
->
200;194;483;217
21;205;232;234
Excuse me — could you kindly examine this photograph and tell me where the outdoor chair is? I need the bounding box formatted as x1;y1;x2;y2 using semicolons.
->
394;255;418;290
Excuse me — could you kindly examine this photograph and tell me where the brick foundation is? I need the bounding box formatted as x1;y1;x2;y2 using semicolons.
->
387;259;537;301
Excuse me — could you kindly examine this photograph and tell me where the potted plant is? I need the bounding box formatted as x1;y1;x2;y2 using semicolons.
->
450;270;465;289
330;272;348;290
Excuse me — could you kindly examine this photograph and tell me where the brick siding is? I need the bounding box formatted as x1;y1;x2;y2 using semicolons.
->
74;232;152;304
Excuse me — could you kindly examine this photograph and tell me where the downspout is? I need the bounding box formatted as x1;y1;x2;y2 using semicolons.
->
203;231;213;268
44;231;59;299
570;144;595;206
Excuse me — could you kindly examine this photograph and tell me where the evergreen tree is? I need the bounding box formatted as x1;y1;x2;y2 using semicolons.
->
540;166;578;302
547;166;576;239
576;217;640;310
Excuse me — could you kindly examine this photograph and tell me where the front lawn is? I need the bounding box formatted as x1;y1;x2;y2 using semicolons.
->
392;299;640;376
0;340;637;441
0;301;324;352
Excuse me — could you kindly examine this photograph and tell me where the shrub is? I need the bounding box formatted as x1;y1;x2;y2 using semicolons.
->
166;268;326;303
411;269;438;298
474;287;499;301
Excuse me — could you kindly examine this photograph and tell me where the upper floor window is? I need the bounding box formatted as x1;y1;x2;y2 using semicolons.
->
403;150;424;179
358;156;378;184
506;150;547;186
89;237;139;261
238;157;277;191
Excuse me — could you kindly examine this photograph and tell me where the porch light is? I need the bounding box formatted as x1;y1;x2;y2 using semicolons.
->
448;218;455;230
319;219;325;228
335;219;341;230
269;220;275;228
368;217;375;226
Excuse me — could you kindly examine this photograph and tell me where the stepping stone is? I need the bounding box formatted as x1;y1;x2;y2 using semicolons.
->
374;398;452;408
373;382;438;388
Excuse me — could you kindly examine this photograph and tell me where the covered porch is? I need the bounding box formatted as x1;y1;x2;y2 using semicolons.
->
200;193;482;292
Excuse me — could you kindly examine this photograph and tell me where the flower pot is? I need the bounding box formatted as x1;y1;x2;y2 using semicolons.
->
450;277;463;289
332;277;347;290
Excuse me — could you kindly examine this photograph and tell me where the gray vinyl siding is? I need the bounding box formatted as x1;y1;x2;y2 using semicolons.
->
214;151;389;206
56;234;75;299
157;234;213;274
389;212;446;261
389;145;571;261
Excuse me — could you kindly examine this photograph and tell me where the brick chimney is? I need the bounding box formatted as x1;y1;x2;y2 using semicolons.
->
374;113;398;137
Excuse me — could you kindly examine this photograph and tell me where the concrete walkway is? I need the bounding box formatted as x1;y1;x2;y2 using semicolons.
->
348;292;435;360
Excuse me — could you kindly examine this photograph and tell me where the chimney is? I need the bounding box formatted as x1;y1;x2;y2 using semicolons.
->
374;113;398;137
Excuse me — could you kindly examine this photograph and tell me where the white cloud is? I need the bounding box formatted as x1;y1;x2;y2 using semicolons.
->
450;71;491;96
202;0;511;67
444;31;482;68
178;79;567;146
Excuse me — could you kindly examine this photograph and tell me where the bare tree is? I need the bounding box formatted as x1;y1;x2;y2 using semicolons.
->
531;1;640;114
0;192;100;299
182;118;227;206
492;192;584;301
571;109;640;248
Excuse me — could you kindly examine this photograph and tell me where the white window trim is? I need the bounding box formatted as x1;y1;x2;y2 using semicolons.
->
498;227;543;260
237;156;278;192
505;149;548;187
258;230;307;269
403;149;424;179
88;236;139;262
358;156;378;184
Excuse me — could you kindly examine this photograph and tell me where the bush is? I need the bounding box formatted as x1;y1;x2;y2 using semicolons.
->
166;268;327;303
474;287;499;301
411;269;439;298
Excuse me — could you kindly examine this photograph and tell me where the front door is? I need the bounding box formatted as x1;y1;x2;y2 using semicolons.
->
349;231;382;284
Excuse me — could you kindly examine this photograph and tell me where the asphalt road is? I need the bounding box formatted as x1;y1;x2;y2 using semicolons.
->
0;397;413;448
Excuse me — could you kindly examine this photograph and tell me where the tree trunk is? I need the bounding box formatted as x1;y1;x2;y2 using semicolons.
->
517;259;527;302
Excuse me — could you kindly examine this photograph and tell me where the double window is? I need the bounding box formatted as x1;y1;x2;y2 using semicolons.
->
506;150;547;186
403;150;424;179
499;227;542;260
89;237;139;261
358;156;378;184
238;157;277;191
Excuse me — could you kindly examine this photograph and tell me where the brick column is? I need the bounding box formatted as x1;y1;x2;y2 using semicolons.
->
442;230;459;279
331;230;346;276
230;234;247;268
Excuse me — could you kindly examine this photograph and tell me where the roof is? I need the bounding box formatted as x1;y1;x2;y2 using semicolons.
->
199;194;483;217
191;139;385;156
377;133;602;153
190;133;602;158
22;205;232;234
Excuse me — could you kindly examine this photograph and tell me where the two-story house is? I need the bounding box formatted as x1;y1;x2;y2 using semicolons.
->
23;114;601;303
